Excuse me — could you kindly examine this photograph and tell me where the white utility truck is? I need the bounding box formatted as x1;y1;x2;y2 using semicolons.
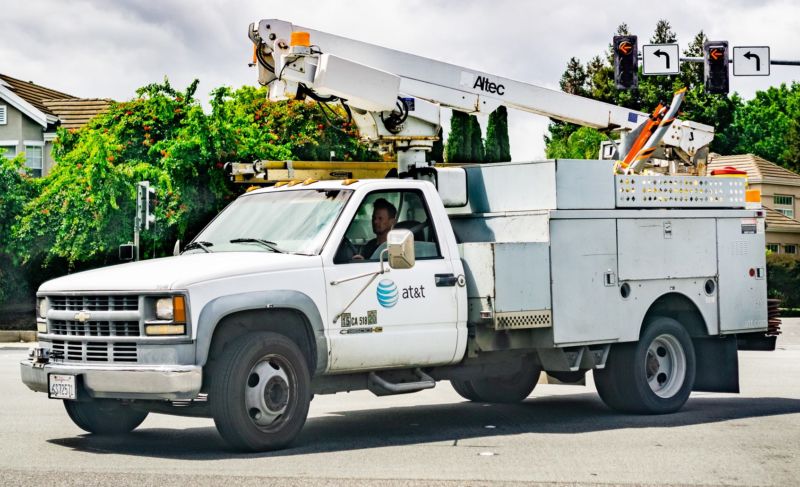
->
21;20;769;452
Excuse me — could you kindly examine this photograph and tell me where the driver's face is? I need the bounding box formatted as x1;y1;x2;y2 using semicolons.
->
372;208;395;237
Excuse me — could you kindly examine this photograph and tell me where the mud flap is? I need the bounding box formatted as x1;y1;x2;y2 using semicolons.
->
692;335;739;393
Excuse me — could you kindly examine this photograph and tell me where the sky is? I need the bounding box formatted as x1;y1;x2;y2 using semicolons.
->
2;0;799;160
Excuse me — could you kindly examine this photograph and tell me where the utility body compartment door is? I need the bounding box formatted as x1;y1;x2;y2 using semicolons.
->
550;219;622;344
717;217;768;333
617;218;717;280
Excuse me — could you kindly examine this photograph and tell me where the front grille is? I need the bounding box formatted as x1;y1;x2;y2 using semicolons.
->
51;340;138;363
50;295;138;311
50;320;140;337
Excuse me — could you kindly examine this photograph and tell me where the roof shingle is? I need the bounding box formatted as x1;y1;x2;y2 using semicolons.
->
708;154;800;187
764;206;800;233
42;98;112;129
0;73;76;115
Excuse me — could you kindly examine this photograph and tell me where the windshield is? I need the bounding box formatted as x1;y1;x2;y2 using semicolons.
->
189;189;352;255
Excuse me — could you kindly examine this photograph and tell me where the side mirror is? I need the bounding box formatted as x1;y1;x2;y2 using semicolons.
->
386;229;415;269
173;239;181;256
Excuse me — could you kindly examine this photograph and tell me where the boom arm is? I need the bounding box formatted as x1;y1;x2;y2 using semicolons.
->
249;19;713;171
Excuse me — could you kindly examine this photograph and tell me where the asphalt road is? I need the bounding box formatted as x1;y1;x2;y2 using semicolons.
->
2;321;799;486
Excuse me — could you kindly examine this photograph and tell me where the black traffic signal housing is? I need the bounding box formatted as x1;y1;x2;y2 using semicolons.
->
613;35;638;90
704;41;729;95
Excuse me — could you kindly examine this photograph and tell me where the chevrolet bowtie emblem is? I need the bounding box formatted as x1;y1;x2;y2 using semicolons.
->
74;311;92;322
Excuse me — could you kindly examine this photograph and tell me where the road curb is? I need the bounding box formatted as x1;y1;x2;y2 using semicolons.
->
0;331;37;343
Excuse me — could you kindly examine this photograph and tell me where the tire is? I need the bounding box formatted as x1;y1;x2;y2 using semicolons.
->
594;316;696;414
64;399;148;435
451;359;542;403
210;331;311;452
450;377;481;401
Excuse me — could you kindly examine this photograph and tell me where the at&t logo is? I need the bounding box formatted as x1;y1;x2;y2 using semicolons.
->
376;279;399;308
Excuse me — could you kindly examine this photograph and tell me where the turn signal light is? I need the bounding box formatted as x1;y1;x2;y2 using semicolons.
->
290;31;310;47
173;296;186;323
746;189;761;203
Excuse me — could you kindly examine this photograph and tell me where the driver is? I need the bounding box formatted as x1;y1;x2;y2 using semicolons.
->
355;198;397;260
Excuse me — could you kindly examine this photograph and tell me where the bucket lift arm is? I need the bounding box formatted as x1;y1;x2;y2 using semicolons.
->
248;19;714;173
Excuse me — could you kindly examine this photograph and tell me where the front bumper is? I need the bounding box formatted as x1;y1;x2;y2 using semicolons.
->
20;360;202;401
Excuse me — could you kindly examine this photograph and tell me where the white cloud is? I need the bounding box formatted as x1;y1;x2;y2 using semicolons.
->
2;0;798;160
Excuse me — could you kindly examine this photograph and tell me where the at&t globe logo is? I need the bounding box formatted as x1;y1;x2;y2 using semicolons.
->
376;279;399;308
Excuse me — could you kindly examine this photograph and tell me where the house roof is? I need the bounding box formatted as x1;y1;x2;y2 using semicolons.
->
0;73;113;130
0;73;76;115
708;153;800;187
42;99;112;130
764;205;800;233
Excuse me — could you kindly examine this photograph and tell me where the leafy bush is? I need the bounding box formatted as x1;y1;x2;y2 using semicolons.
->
1;79;378;310
0;155;38;303
766;253;800;308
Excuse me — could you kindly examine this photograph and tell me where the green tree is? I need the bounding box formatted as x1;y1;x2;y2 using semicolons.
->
11;81;377;270
485;106;511;162
0;155;38;302
468;114;484;162
445;110;471;163
427;126;444;163
545;126;606;159
545;20;743;159
729;83;800;170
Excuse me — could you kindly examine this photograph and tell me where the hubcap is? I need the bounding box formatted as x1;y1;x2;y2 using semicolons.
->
645;334;686;398
245;356;291;427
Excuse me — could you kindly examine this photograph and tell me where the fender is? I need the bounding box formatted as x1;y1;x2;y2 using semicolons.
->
195;290;327;373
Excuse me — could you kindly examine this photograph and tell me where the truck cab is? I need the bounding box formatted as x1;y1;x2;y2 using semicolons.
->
21;178;470;450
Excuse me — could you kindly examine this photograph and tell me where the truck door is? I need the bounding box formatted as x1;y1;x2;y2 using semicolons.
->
323;188;460;371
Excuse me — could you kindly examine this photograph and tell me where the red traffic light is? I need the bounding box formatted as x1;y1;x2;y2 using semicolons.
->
618;41;633;56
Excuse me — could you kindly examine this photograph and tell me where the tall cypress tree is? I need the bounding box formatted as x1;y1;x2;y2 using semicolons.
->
485;106;511;162
445;110;470;163
427;126;444;163
468;114;484;162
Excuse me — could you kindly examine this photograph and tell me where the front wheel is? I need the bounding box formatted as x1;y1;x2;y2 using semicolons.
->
451;358;542;403
210;332;311;452
64;399;148;435
594;316;696;414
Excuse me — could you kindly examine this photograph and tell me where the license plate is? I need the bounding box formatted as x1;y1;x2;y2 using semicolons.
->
48;374;77;400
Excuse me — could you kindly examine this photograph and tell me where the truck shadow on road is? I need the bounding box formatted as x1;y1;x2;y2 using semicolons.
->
47;393;800;459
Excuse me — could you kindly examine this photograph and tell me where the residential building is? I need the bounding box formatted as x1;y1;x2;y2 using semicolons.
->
0;73;111;177
708;153;800;254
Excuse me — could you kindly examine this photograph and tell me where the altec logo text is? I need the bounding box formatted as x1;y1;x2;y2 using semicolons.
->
473;76;505;95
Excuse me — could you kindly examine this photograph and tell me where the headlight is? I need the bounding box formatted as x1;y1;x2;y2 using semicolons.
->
148;296;187;336
37;298;47;319
156;297;174;320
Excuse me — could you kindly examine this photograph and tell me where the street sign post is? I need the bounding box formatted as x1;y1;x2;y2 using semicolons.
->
733;46;770;76
642;44;680;75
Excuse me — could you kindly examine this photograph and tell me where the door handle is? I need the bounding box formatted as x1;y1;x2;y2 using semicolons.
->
435;273;458;287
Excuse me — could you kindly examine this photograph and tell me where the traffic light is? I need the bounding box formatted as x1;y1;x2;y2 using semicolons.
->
137;181;157;230
704;41;729;95
613;35;638;90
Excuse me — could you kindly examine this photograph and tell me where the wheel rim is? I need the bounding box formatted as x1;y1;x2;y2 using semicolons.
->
245;355;293;428
645;334;686;398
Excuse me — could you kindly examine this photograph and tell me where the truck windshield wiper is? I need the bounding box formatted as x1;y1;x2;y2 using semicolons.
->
230;238;285;253
182;241;214;253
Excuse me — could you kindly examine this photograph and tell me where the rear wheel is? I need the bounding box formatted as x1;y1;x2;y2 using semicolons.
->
594;316;696;414
451;358;542;403
210;332;311;452
64;399;148;435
